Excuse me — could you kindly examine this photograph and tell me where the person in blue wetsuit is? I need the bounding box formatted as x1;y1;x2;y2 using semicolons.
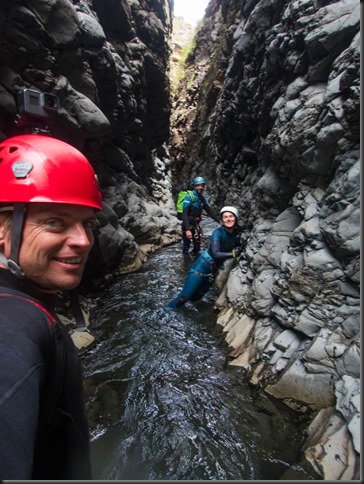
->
182;176;220;256
167;206;244;308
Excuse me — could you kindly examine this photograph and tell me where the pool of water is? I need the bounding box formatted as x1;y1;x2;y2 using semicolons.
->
82;229;318;480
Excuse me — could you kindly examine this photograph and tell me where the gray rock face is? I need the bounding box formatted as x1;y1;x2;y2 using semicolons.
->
170;0;359;479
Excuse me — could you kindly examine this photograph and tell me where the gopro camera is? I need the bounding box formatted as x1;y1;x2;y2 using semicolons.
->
17;88;59;120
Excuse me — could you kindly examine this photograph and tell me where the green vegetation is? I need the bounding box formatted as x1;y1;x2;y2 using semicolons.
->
170;33;197;95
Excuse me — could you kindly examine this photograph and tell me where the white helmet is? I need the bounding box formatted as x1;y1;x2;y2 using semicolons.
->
220;206;238;219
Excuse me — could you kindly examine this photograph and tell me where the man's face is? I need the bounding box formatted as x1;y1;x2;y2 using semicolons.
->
12;203;97;292
194;183;205;194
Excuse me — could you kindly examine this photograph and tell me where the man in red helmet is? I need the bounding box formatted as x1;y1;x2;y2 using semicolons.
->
0;134;102;479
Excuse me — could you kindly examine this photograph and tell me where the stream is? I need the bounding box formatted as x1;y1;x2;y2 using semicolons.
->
82;224;317;480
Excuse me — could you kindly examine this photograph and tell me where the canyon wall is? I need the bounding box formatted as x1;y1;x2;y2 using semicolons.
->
170;0;360;479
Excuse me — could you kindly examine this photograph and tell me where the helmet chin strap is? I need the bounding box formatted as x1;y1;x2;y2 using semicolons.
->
6;203;26;279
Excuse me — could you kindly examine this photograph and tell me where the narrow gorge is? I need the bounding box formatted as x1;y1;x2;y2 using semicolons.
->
0;0;360;480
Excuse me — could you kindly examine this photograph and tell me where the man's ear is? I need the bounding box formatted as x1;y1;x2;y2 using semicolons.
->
0;216;10;252
0;218;5;241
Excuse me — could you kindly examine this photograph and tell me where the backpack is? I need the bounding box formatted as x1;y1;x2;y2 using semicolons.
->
176;190;195;220
0;290;65;428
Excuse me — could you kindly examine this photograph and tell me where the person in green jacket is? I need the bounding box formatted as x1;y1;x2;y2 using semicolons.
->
181;176;220;256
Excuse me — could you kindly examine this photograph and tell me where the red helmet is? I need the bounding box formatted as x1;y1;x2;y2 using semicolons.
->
0;134;102;209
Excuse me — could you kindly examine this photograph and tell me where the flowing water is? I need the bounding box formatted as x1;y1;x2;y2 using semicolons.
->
82;225;318;480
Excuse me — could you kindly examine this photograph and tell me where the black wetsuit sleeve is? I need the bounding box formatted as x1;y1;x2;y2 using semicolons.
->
203;204;220;223
0;300;50;479
182;205;191;229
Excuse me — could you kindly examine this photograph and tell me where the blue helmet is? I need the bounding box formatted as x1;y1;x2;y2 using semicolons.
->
193;176;206;185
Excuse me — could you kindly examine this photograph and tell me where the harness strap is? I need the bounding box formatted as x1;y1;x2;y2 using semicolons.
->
0;291;65;427
190;268;211;279
0;292;56;328
193;224;203;242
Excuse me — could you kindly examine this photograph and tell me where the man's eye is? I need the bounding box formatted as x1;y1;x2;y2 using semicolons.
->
84;220;99;231
46;219;63;228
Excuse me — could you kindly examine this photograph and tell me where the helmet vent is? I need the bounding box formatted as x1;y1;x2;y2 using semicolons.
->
0;146;19;163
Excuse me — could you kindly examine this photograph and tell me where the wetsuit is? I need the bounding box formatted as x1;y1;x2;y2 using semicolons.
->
167;225;240;308
181;190;220;255
0;268;92;480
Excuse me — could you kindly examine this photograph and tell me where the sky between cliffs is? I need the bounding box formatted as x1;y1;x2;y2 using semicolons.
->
173;0;209;27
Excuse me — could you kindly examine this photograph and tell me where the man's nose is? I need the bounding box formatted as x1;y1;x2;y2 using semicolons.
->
67;224;92;246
